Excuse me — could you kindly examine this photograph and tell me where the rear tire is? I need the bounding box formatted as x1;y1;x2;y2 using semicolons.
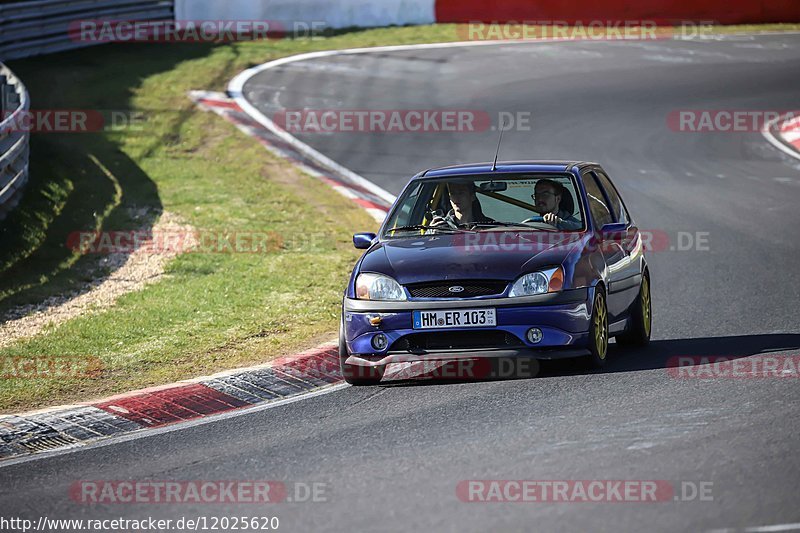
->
339;318;385;385
615;274;651;348
586;288;609;369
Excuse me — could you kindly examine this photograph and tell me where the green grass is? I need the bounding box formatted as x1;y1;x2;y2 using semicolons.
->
1;23;798;412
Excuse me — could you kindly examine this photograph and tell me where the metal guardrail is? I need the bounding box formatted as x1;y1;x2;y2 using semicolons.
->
0;0;175;60
0;0;174;220
0;62;30;221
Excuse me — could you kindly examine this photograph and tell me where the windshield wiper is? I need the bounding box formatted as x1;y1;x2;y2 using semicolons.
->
386;224;470;234
470;222;558;231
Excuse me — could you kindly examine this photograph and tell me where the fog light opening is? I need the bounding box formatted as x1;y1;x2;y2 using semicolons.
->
526;328;543;344
372;333;388;351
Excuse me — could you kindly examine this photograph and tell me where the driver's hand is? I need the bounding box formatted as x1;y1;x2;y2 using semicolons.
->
430;216;447;227
542;213;561;226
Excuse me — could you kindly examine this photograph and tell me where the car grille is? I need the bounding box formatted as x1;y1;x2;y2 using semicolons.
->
405;280;508;298
391;331;523;352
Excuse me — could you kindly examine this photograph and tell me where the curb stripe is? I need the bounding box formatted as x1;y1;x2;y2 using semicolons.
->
763;112;800;162
95;383;250;428
0;407;141;459
0;343;346;461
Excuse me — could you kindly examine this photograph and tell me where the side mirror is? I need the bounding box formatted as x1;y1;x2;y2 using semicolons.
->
599;223;628;240
353;232;377;249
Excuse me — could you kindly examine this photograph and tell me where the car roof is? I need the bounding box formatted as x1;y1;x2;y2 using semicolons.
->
420;160;599;179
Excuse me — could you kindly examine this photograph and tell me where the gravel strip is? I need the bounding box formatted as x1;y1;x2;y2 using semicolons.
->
0;212;195;348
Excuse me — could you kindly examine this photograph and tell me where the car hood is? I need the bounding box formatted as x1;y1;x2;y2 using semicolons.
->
360;231;584;285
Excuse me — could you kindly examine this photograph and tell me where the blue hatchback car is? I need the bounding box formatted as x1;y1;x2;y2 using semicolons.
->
340;161;651;385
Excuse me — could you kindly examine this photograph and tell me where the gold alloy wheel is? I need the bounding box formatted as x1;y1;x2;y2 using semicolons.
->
594;292;608;359
641;276;652;338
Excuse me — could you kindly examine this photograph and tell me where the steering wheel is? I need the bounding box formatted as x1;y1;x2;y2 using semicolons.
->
521;215;545;224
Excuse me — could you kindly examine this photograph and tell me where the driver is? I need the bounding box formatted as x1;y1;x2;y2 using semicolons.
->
430;182;494;227
532;179;582;230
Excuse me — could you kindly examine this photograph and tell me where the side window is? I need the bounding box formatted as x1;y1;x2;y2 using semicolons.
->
582;172;613;228
594;170;629;224
385;182;424;228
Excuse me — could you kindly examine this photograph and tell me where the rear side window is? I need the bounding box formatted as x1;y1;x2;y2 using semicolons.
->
582;172;613;228
594;170;629;224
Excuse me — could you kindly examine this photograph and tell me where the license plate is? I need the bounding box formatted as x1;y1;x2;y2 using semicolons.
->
412;308;497;330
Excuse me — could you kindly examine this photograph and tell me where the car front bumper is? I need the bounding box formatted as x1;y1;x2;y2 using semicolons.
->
343;287;594;367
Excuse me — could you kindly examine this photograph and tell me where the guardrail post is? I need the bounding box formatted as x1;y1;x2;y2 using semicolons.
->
0;75;8;117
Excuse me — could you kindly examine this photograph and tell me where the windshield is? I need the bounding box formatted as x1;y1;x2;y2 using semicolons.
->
382;174;586;237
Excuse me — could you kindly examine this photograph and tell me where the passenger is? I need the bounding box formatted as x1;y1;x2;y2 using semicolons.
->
430;182;494;227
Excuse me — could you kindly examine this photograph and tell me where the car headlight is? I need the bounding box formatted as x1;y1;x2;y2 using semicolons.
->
355;273;407;301
509;266;564;297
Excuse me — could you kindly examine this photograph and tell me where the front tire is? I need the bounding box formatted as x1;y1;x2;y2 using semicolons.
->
339;318;385;385
586;288;609;369
615;274;651;348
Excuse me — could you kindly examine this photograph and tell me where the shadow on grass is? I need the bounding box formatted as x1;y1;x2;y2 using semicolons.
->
380;334;800;387
0;42;238;317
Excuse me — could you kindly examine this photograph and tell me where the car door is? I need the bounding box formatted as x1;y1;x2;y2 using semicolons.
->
582;169;633;322
595;169;645;319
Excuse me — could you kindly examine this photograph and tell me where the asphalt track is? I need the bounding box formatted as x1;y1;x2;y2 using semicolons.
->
3;34;800;532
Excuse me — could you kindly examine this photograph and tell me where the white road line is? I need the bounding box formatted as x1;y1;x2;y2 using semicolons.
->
745;524;800;532
709;523;800;533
